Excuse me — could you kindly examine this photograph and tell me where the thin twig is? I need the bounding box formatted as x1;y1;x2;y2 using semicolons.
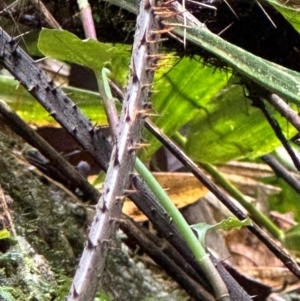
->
29;0;61;29
77;0;97;40
261;154;300;195
267;93;300;133
252;97;300;172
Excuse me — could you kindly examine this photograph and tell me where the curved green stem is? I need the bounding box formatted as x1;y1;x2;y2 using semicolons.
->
134;158;230;301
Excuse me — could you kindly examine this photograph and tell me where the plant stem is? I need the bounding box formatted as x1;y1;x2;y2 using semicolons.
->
77;0;97;40
96;70;119;135
134;158;231;301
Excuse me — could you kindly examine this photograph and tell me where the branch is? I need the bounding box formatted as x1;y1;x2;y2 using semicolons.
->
251;97;300;172
261;154;300;195
67;0;160;300
268;93;300;132
0;100;99;203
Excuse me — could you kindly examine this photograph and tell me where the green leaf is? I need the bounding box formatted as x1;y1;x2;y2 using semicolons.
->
0;75;108;125
191;217;252;246
175;22;300;106
38;28;130;84
185;85;297;163
142;57;228;159
0;229;10;240
214;216;253;231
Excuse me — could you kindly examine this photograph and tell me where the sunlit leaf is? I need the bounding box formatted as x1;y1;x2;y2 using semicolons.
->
0;76;108;125
142;57;228;159
185;85;297;163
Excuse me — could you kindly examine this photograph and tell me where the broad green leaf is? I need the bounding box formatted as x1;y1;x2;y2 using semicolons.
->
0;76;107;125
142;57;228;159
191;217;252;246
0;229;10;240
38;28;130;85
185;85;297;163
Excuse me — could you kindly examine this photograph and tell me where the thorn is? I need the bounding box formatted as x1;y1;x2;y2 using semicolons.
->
49;111;56;117
151;26;176;35
138;109;160;118
125;108;131;123
54;81;67;90
144;0;151;10
147;53;174;59
72;103;77;109
255;0;276;28
188;0;217;10
72;286;79;298
72;126;77;134
88;122;98;135
152;62;174;68
162;0;178;6
148;37;169;43
147;37;168;44
34;57;48;64
97;197;107;213
218;22;234;37
47;78;54;85
124;189;137;194
50;64;64;83
145;66;159;71
223;0;239;20
132;60;139;83
163;23;191;29
28;84;37;92
9;38;20;53
156;11;187;20
167;31;184;44
128;143;150;153
142;83;153;87
139;30;147;48
87;238;96;249
113;147;120;166
11;31;31;41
